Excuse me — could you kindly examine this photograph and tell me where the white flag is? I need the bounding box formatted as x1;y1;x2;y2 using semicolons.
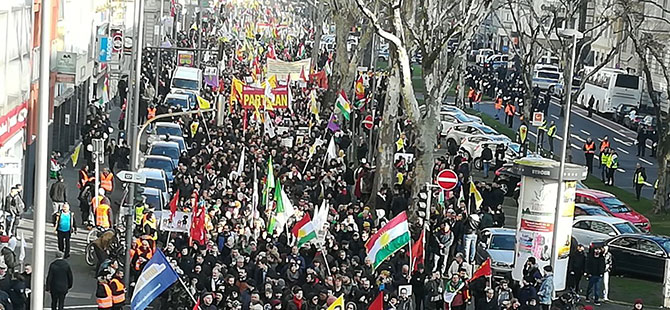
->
274;186;296;233
237;148;245;176
313;199;329;233
327;137;338;160
264;112;276;138
19;232;26;261
264;81;275;107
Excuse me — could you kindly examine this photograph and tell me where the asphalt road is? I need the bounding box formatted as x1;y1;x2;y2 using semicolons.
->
473;99;658;200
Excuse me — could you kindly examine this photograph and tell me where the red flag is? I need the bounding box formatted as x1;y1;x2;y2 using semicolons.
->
300;67;308;83
169;189;180;219
469;258;492;282
192;298;200;310
409;229;425;271
189;204;207;246
369;291;383;310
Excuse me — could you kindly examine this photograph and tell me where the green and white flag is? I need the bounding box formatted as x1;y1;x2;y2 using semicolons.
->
263;157;275;205
268;178;295;234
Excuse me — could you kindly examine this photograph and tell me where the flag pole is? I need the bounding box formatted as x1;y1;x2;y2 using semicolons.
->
408;229;413;281
177;275;201;309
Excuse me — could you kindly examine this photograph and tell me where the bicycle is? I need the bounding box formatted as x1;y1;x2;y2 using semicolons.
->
85;226;125;267
87;225;112;244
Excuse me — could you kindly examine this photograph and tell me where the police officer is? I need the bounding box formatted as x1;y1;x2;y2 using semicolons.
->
517;121;529;157
633;163;647;201
546;121;557;155
583;138;596;175
606;150;619;186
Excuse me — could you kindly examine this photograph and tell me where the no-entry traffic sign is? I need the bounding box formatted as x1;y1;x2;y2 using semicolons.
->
362;115;373;130
436;169;458;190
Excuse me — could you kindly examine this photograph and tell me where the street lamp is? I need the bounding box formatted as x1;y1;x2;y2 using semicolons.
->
550;28;583;282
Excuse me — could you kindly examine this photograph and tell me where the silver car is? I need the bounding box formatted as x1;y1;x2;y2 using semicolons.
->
475;228;516;278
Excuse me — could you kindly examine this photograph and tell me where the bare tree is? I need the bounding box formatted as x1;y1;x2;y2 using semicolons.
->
625;0;670;213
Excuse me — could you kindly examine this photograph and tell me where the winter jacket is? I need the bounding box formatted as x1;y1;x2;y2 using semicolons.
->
49;182;68;202
586;253;605;276
537;274;554;305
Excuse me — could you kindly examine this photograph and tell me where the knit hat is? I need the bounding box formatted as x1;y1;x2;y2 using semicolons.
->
635;299;644;305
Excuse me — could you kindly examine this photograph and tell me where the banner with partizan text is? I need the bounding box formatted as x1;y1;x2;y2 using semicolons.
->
241;85;289;110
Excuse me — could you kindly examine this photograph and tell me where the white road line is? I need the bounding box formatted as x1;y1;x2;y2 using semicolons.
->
640;158;654;166
613;137;633;147
580;129;590;136
571;134;586;143
551;115;559;120
617;168;626;173
44;305;100;310
549;97;638;141
570;124;574;128
616;147;629;154
571;144;581;149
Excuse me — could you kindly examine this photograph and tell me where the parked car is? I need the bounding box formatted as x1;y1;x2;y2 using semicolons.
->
142;187;166;210
475;49;495;65
138;168;171;204
572;216;641;247
443;122;509;151
148;141;181;168
460;139;520;170
148;122;184;146
475;228;516;278
574;203;612;217
493;163;520;197
164;93;196;111
605;234;670;280
613;104;637;124
575;189;651;231
142;155;176;182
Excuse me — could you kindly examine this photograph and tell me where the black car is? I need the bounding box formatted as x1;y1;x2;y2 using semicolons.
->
606;234;670;280
493;163;520;197
613;105;637;124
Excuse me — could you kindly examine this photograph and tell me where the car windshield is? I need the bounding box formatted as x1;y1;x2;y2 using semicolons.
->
508;144;520;153
172;78;199;90
477;126;497;135
166;98;189;109
657;240;670;253
600;197;631;213
150;146;180;159
144;193;162;209
452;113;471;122
156;126;182;136
613;222;641;234
169;138;186;151
490;235;516;251
145;178;166;192
615;74;639;89
144;158;174;174
586;208;609;216
538;71;560;80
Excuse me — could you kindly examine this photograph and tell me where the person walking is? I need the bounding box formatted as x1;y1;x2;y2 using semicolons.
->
109;269;126;310
46;251;73;310
481;144;493;179
505;102;516;128
537;266;554;310
602;246;613;301
636;127;647;157
585;247;605;305
599;136;610;180
633;164;647;201
607;150;619;186
583;138;596;175
4;186;24;236
567;244;586;291
494;96;503;120
49;175;68;215
54;203;77;258
546;121;556;155
96;274;114;310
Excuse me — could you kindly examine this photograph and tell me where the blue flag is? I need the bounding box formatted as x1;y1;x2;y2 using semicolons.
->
131;249;179;310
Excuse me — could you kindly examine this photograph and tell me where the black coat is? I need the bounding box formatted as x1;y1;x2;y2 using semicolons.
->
46;259;73;293
586;253;605;276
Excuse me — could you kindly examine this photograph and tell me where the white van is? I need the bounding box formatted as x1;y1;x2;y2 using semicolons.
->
171;66;202;95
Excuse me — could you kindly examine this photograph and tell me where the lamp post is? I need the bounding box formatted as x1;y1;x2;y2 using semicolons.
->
550;28;583;276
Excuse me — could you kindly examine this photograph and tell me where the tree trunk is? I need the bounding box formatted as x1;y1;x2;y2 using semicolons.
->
311;0;325;69
367;64;401;209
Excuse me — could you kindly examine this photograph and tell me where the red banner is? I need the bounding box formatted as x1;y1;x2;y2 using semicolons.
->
241;85;289;110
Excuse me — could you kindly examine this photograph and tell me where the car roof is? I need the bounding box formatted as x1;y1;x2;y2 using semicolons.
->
155;122;181;129
574;215;629;224
612;233;670;243
576;188;615;198
165;93;190;100
138;168;165;178
173;66;201;79
575;203;601;210
144;155;173;161
143;187;161;195
150;141;180;148
483;227;516;236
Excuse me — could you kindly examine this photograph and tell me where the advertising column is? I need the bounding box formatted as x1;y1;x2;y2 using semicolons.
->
511;158;587;291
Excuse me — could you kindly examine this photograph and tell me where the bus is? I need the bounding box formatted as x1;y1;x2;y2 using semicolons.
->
532;65;561;90
579;67;642;114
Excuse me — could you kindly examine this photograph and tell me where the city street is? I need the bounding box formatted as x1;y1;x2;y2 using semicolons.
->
474;98;658;199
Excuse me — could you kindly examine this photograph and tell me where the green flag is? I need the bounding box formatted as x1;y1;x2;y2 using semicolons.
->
263;157;275;206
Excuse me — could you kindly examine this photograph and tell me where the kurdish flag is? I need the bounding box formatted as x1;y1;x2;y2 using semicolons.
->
262;157;275;205
335;90;351;120
268;178;295;234
469;181;483;210
365;211;411;270
327;295;344;310
355;75;365;100
291;213;317;248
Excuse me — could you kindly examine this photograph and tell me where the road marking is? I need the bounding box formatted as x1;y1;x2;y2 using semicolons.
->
617;168;626;173
551;115;559;120
570;124;574;128
549;97;638;141
67;292;93;299
613;137;632;147
640;158;654;166
616;147;629;154
571;134;586;143
44;305;107;310
571;144;581;149
580;129;590;136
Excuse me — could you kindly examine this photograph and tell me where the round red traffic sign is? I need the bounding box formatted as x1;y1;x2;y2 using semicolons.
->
362;115;373;130
436;169;458;190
